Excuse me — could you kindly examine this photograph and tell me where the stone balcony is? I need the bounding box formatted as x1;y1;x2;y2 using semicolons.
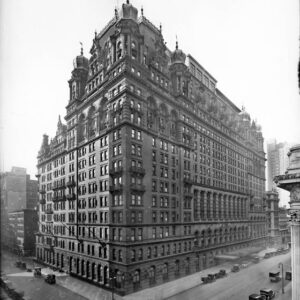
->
66;180;76;187
130;184;146;193
109;184;123;192
109;166;123;175
66;193;76;200
129;166;146;175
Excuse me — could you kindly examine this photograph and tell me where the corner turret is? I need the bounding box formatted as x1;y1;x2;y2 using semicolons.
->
68;44;89;103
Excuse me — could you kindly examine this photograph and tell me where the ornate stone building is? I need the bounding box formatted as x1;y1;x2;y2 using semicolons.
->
265;191;280;246
274;144;300;300
36;1;267;295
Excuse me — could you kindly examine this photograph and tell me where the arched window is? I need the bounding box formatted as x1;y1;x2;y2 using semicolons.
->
78;114;86;142
117;41;122;60
162;263;168;280
149;266;156;285
133;269;140;289
131;41;137;60
175;260;180;276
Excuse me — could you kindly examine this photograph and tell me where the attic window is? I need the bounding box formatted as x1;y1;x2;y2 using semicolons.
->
131;41;137;60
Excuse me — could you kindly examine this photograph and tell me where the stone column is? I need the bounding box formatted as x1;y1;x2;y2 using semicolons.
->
215;194;219;220
220;194;224;220
223;195;227;219
210;193;214;220
291;218;300;300
274;144;300;300
203;192;207;220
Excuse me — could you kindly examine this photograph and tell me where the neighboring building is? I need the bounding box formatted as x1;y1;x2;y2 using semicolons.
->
265;191;280;247
1;167;38;253
278;206;290;247
266;140;291;205
0;166;38;212
264;191;290;248
6;209;38;256
36;2;267;295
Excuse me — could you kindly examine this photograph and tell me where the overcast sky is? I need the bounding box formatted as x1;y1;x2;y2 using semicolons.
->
0;0;299;180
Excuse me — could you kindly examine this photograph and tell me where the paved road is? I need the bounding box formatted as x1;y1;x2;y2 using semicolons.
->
166;253;291;300
1;250;120;300
1;251;88;300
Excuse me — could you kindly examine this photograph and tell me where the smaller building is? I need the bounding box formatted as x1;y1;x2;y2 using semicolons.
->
265;191;280;247
278;206;291;247
7;209;38;256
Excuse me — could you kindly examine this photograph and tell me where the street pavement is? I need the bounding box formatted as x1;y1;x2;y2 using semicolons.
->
165;252;291;300
0;250;121;300
0;248;291;300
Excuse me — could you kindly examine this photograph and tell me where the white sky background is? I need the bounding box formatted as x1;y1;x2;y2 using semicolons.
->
0;0;299;180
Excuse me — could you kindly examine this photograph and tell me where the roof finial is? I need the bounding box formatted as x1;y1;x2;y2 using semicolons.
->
115;7;118;19
94;30;97;39
141;6;144;16
126;0;129;4
58;114;61;122
80;42;83;55
176;35;178;50
159;23;162;33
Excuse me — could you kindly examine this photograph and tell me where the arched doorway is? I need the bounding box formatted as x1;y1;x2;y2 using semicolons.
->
149;266;156;285
97;264;102;283
86;261;90;278
91;262;95;280
81;260;85;276
61;254;64;268
69;256;73;273
133;269;140;291
103;266;108;285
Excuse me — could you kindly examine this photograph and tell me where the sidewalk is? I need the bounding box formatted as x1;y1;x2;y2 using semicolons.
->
277;281;292;300
123;262;233;300
123;247;280;300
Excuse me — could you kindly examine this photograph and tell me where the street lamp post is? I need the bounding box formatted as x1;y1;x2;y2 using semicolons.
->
278;262;284;294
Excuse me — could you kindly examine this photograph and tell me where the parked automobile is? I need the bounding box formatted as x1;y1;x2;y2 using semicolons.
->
252;257;260;263
34;267;42;277
249;293;265;300
285;271;292;281
264;253;272;259
15;261;22;268
218;269;227;277
241;261;249;268
269;272;280;283
45;274;56;284
231;264;240;272
201;274;215;284
260;288;275;300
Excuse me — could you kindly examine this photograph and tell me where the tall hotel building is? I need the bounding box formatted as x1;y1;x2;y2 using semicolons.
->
36;1;267;295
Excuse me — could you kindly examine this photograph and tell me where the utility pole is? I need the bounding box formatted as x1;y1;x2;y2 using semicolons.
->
278;262;284;294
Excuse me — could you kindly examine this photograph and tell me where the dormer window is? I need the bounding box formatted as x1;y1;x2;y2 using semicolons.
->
131;41;137;60
71;83;77;100
117;41;122;60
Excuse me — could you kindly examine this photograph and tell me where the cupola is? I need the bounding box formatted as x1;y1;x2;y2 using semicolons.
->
171;41;186;64
119;0;138;21
239;106;251;122
73;46;89;70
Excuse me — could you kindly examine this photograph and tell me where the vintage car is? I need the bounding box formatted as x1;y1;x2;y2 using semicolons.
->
285;271;292;281
260;288;275;300
231;264;240;272
34;267;42;277
269;272;280;283
201;274;215;284
252;256;260;263
45;274;56;284
249;294;265;300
